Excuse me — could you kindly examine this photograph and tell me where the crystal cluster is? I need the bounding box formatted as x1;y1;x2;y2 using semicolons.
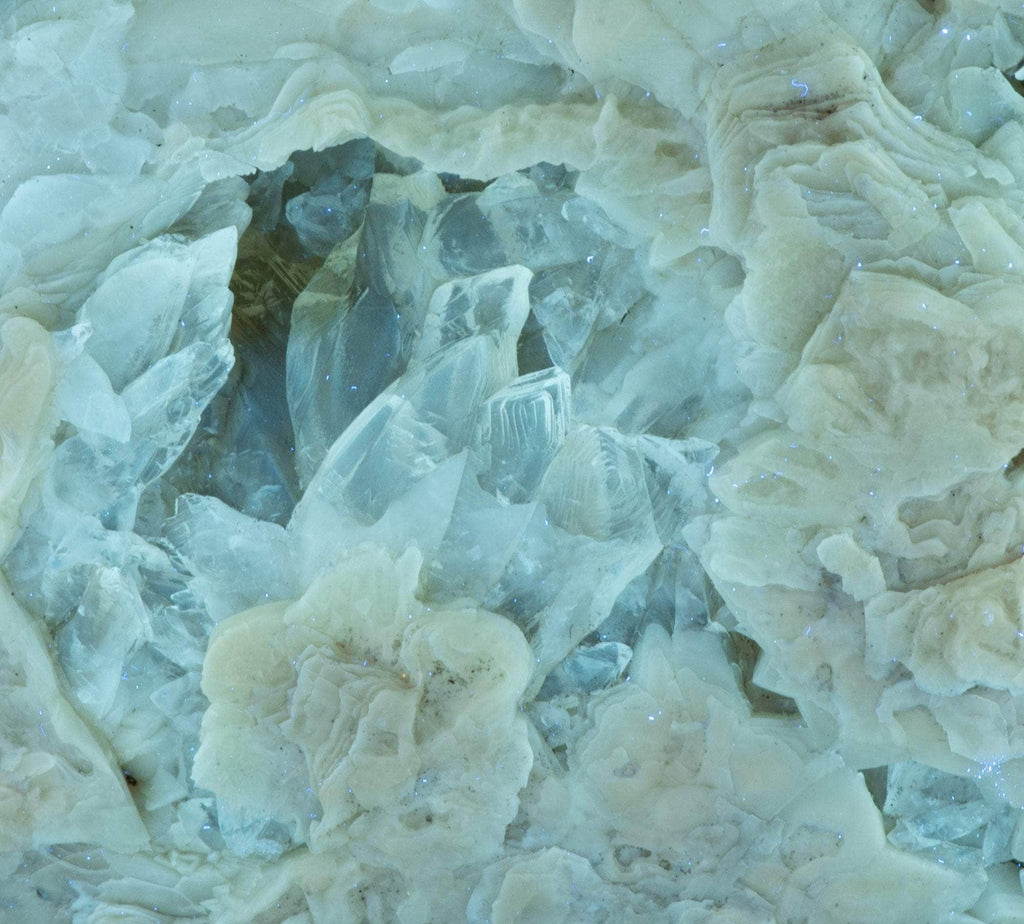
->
4;1;1024;922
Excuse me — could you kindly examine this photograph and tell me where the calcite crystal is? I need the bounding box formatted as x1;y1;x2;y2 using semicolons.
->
5;0;1024;921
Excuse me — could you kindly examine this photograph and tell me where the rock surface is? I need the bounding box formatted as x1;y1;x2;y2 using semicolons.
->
4;1;1024;922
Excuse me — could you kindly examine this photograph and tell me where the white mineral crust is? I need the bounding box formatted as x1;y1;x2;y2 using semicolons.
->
4;0;1024;921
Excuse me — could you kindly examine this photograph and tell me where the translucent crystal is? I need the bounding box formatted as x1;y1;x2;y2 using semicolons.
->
550;641;633;695
477;174;603;269
286;172;447;486
421;191;506;276
420;474;536;602
530;243;646;370
169;176;252;240
0;580;149;853
294;391;449;527
412;335;520;447
571;249;744;439
540;426;658;543
180;231;302;524
80;228;236;390
284;139;375;256
483;427;663;673
287;242;408;486
472;366;570;504
594;545;710;648
356;170;446;319
637;434;718;542
421;173;602;277
291;263;531;537
163;494;297;622
56;351;131;443
885;762;1000;851
248;161;295;234
413;264;532;362
46;339;233;519
55;566;150;721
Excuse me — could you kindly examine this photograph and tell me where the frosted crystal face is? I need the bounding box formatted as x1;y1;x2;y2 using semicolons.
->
473;366;571;504
7;0;1024;921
